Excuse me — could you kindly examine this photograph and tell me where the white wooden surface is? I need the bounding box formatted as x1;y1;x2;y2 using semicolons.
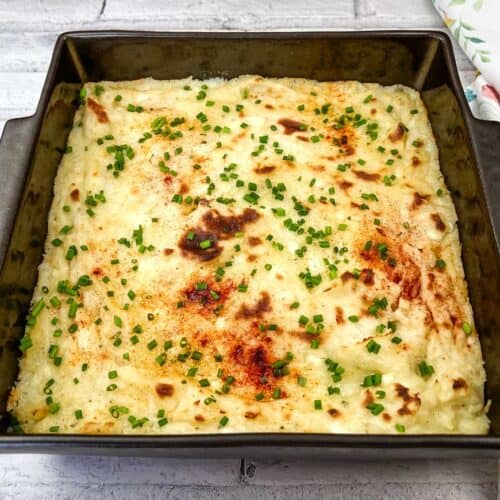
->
0;1;496;499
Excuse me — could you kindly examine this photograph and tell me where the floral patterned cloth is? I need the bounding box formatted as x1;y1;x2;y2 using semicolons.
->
433;0;500;121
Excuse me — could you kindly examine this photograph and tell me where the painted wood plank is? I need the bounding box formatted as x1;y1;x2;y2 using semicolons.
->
355;0;441;26
0;0;102;29
0;72;45;126
0;33;57;72
102;0;355;28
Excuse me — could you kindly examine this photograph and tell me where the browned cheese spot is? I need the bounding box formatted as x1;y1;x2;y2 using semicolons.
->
179;208;260;261
427;272;436;290
156;383;174;397
360;268;375;286
453;378;468;390
395;383;421;415
248;236;262;247
312;165;326;173
431;213;446;232
87;98;109;123
363;390;375;406
236;291;272;319
183;278;234;317
178;229;222;262
360;241;421;302
254;166;276;174
353;170;380;181
203;208;260;239
328;408;341;418
339;180;353;191
389;122;405;142
228;343;275;394
278;118;305;134
338;132;355;156
411;192;430;210
244;411;260;419
335;306;345;324
341;271;354;283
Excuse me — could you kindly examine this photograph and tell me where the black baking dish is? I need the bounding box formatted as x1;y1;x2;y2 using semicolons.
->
0;31;499;458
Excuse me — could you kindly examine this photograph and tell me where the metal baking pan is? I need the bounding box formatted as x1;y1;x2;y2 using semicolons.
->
0;30;499;458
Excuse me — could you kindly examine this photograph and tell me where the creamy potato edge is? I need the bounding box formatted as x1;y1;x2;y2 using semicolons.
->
8;76;489;434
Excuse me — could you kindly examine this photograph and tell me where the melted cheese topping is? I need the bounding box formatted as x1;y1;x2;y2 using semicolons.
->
8;76;489;434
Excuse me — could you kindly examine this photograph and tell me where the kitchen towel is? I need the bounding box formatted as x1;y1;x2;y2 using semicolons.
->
433;0;500;121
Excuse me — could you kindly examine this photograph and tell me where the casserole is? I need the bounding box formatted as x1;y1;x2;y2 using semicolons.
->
0;31;499;456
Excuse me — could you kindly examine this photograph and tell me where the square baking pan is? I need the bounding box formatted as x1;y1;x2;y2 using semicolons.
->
0;30;499;458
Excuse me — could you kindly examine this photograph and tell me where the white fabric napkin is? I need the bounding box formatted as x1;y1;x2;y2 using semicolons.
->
433;0;500;121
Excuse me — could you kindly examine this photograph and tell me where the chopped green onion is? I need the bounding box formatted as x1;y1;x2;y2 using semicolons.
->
310;339;320;349
462;322;473;335
366;402;384;416
65;245;78;260
362;373;382;387
418;360;435;378
366;339;381;354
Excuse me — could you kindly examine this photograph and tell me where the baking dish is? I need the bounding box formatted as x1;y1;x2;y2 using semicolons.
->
0;30;499;458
